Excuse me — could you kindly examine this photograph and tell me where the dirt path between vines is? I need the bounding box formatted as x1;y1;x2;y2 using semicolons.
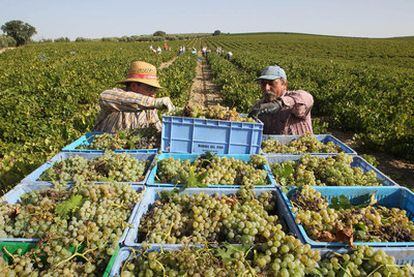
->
188;56;222;107
330;129;414;189
0;47;16;54
159;56;177;70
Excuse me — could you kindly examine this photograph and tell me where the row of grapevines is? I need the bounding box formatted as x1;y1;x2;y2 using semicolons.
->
158;53;197;107
0;41;181;193
205;34;414;160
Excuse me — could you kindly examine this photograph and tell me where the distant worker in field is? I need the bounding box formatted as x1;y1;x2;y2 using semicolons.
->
163;41;169;51
94;61;175;133
248;65;313;135
226;51;233;60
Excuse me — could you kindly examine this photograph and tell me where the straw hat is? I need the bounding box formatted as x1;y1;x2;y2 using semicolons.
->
119;61;162;88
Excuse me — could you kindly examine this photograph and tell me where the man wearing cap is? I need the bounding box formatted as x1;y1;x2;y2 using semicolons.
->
94;61;175;133
248;65;314;135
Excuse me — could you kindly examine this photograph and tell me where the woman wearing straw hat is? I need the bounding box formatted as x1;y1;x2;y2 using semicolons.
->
94;61;175;133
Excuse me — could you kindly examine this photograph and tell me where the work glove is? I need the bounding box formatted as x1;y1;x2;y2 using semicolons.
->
154;97;175;113
248;100;283;118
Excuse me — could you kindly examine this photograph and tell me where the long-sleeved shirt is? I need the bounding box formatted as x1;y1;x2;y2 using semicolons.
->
253;90;314;135
93;88;162;133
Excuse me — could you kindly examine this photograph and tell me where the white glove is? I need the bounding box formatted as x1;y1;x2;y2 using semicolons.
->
154;97;175;112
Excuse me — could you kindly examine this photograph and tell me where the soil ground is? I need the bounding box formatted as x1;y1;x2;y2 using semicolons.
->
159;56;177;70
188;56;222;107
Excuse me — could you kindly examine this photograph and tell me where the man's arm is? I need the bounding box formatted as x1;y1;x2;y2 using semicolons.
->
280;90;314;119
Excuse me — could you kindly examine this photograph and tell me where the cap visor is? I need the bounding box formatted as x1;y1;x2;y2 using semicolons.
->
255;75;278;81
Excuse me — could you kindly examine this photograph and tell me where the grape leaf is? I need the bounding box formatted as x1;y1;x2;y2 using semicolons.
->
272;163;294;186
330;193;376;210
55;194;83;219
185;166;206;188
215;243;250;263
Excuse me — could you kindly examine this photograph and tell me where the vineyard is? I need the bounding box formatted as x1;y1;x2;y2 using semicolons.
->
1;33;414;276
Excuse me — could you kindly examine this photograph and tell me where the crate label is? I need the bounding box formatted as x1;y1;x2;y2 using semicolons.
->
194;143;224;153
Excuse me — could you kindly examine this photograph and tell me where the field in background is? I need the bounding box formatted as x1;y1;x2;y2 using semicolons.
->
0;33;413;192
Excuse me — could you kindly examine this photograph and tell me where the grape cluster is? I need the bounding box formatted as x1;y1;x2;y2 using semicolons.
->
136;189;320;276
0;183;142;276
178;103;255;122
271;153;381;187
156;154;269;188
40;151;148;183
290;186;414;243
121;241;319;277
262;134;342;154
318;246;413;276
85;125;160;150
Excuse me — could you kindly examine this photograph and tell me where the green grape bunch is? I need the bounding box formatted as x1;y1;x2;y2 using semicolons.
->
39;151;148;183
155;154;269;188
262;134;342;154
271;153;381;187
0;182;142;276
290;186;414;243
176;103;256;123
85;124;160;150
318;246;413;276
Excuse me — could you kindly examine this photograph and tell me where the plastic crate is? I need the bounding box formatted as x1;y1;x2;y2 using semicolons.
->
20;152;156;185
146;153;276;188
102;246;121;277
0;241;37;263
0;182;144;244
124;187;284;247
319;247;414;266
0;241;121;275
62;132;158;153
280;185;414;248
161;115;263;154
106;246;194;276
262;134;357;155
266;154;398;187
105;246;414;276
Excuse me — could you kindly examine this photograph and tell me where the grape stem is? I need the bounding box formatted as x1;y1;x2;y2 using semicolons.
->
2;246;16;262
153;258;166;276
55;245;97;268
367;265;383;277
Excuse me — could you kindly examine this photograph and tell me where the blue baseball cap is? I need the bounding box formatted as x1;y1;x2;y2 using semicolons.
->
256;65;287;81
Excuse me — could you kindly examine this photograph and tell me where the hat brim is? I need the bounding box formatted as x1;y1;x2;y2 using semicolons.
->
118;78;162;89
256;75;280;81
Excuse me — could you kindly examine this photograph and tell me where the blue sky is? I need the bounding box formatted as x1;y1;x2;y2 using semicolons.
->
1;0;413;40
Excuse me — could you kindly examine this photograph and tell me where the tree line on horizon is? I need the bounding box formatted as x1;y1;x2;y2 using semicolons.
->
0;19;224;48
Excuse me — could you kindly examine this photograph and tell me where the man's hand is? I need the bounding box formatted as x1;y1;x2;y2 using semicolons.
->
154;97;175;112
248;100;282;118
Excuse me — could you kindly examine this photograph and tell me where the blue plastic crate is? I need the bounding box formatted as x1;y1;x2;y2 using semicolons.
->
280;185;414;248
262;134;357;155
0;182;144;244
266;154;398;187
106;246;414;276
62;132;158;153
319;247;414;266
20;152;156;185
146;153;276;188
124;187;283;247
161;115;263;154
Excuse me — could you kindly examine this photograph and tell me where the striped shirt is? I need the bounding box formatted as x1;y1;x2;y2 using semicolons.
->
254;90;314;135
93;88;162;133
